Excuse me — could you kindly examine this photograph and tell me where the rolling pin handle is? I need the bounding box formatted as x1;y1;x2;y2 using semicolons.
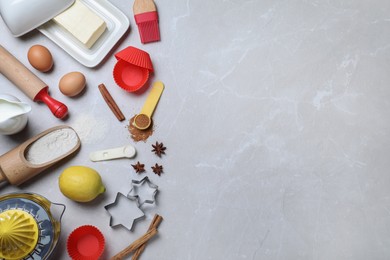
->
34;87;68;119
0;167;6;184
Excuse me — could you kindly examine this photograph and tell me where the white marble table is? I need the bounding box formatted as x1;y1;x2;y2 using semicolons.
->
1;0;390;259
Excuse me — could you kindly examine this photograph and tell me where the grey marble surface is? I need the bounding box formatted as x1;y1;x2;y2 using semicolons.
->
1;0;390;259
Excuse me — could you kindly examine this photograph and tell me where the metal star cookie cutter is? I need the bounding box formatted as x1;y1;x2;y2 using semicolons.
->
104;192;145;231
127;176;158;206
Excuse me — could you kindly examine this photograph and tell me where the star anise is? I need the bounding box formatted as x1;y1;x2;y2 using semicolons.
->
151;163;163;176
131;161;145;174
151;142;166;157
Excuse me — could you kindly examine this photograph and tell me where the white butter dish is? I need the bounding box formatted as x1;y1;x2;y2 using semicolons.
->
38;0;129;67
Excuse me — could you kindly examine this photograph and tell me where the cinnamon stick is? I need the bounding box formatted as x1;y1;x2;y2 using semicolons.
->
98;83;125;121
110;228;157;260
132;214;163;260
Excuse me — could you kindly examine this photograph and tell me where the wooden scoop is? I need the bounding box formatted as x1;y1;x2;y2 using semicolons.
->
0;45;68;119
0;125;80;186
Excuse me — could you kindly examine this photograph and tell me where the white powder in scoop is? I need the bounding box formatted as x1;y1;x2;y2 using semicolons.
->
26;128;79;165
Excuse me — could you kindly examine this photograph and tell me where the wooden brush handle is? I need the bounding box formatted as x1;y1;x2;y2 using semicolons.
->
133;0;157;14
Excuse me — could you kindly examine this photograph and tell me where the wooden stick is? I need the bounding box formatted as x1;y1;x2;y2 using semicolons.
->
98;83;125;121
110;228;157;260
132;214;163;260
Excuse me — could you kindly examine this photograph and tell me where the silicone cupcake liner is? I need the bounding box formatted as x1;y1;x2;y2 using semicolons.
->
113;46;154;92
114;46;153;71
113;59;150;92
67;225;105;260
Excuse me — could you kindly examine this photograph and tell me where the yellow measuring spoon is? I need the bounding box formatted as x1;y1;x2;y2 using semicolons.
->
133;81;164;130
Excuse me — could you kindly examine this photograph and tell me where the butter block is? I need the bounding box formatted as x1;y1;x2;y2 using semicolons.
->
53;0;106;49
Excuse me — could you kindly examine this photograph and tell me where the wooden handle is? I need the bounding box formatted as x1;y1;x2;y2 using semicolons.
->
0;45;47;100
133;0;157;15
0;168;5;183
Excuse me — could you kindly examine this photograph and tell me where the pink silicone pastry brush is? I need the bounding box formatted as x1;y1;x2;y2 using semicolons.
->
133;0;160;44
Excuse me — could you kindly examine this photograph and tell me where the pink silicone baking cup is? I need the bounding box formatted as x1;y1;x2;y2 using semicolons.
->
67;225;105;260
113;59;150;92
115;46;153;72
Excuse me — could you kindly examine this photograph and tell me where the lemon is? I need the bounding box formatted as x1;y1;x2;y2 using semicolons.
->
59;166;105;202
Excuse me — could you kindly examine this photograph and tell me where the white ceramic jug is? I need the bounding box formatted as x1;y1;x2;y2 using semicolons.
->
0;94;31;135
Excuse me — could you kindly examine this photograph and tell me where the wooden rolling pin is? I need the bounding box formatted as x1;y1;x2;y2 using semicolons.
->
0;45;68;119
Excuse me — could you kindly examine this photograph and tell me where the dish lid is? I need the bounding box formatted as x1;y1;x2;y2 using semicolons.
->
0;0;75;37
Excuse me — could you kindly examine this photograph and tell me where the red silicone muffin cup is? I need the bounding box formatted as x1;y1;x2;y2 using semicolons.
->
113;59;150;92
114;46;153;72
67;225;105;260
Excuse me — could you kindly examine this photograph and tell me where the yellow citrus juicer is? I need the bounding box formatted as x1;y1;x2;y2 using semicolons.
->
133;81;164;130
0;193;65;259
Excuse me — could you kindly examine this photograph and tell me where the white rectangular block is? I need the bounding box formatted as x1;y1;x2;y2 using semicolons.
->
53;0;106;48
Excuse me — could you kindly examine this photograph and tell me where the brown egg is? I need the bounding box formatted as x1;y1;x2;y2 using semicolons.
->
59;72;86;97
27;45;53;72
